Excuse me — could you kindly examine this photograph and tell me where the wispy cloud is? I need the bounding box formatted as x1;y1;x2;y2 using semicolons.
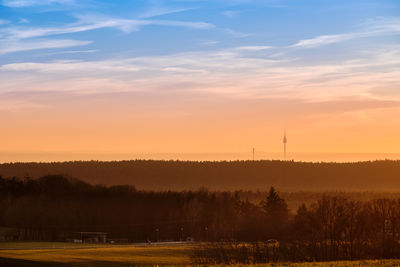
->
19;18;29;23
0;39;92;54
291;33;355;48
235;45;273;51
2;46;399;102
0;19;10;25
0;98;46;112
0;12;214;54
149;19;214;30
291;16;400;48
221;10;240;18
0;13;214;40
221;28;251;38
0;59;141;72
361;16;400;33
138;7;193;18
203;41;219;46
1;0;75;7
74;13;214;32
34;49;99;56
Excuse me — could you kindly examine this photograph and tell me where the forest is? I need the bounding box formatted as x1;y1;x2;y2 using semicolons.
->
1;160;400;191
0;175;399;263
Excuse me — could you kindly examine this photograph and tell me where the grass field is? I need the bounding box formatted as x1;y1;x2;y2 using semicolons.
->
0;242;192;266
0;242;399;266
0;241;117;249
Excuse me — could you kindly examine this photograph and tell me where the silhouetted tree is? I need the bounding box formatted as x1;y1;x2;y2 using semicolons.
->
1;175;399;263
262;186;289;240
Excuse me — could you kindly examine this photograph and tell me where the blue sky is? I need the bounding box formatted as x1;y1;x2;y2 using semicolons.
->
0;0;400;157
0;0;398;62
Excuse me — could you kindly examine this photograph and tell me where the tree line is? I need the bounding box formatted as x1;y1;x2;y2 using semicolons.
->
1;160;400;191
0;175;399;262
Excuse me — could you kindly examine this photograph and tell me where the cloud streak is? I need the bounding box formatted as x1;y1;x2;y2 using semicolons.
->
220;28;251;38
291;33;355;48
291;16;400;48
0;39;92;54
0;14;214;40
235;45;273;51
1;0;75;7
0;99;45;112
1;45;399;103
0;12;214;55
138;7;194;18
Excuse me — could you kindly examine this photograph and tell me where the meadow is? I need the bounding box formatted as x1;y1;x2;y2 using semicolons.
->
0;242;192;266
1;242;400;266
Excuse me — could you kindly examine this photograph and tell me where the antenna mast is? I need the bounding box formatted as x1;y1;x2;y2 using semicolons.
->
283;129;287;160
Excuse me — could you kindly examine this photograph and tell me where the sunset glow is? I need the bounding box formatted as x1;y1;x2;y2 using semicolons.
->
1;0;399;161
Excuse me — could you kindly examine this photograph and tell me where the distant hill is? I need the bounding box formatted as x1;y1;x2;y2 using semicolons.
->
0;160;400;191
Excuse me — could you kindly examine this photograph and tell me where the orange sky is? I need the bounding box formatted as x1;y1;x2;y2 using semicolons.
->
1;2;399;162
1;89;400;160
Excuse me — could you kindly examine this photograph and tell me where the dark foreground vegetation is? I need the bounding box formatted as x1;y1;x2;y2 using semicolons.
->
1;174;399;263
1;160;400;191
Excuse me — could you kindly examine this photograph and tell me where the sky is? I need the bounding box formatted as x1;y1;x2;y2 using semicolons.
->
0;0;399;162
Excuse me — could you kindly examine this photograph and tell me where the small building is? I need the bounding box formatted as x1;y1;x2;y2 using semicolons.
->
73;232;107;243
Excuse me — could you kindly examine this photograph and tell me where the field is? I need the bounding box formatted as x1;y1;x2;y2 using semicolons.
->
0;242;192;266
0;242;400;266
